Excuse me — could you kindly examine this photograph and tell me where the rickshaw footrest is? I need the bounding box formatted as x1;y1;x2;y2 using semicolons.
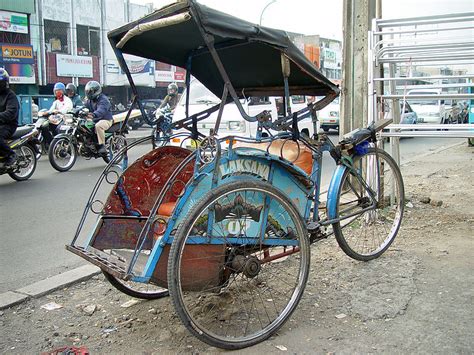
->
66;245;128;280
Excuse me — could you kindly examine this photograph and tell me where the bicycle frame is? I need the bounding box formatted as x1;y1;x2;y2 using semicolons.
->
67;122;385;285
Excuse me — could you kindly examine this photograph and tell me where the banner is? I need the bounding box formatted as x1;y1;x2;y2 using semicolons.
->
56;54;93;78
124;59;154;75
0;11;28;34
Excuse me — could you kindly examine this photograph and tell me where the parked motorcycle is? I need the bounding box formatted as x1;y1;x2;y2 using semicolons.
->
0;122;41;181
48;107;128;172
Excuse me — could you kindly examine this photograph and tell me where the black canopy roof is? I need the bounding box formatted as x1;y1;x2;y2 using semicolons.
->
108;0;339;101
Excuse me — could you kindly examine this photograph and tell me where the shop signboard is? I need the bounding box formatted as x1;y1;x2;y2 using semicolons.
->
155;70;185;83
0;43;35;83
0;44;34;64
106;59;120;73
56;54;93;77
322;48;339;70
0;10;28;34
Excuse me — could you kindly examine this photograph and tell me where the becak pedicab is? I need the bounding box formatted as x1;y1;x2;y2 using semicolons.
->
67;0;404;349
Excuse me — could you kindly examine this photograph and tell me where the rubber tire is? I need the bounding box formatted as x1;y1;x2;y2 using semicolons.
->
332;147;404;261
102;271;169;300
103;135;126;164
8;144;37;181
167;180;310;350
48;136;77;172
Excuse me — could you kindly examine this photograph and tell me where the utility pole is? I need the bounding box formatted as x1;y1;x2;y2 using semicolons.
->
341;0;377;136
37;0;46;86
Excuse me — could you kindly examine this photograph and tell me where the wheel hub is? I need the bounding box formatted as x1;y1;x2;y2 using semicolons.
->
231;255;261;278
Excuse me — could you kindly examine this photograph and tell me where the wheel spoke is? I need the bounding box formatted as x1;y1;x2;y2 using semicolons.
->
333;148;404;260
168;181;309;348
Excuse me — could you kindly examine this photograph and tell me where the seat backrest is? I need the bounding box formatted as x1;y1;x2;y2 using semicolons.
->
234;139;313;175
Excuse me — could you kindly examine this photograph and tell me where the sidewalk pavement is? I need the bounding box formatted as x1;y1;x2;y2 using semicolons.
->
0;139;470;311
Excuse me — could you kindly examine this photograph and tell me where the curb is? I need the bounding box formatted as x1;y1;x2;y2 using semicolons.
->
0;265;100;310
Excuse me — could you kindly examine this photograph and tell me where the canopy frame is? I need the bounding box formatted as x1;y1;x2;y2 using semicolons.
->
108;0;340;136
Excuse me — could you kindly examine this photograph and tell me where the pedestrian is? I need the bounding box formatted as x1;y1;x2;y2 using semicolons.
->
65;83;83;108
41;82;73;146
84;80;113;156
0;68;19;166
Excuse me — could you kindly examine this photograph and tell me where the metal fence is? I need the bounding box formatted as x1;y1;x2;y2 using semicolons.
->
368;12;474;162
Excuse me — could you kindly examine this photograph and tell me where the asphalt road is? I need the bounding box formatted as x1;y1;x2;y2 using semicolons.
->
0;133;465;293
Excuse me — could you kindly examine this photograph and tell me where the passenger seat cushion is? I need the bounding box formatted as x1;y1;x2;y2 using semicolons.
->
234;139;313;175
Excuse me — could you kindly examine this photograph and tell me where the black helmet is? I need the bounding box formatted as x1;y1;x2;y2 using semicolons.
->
66;83;77;96
0;68;10;92
85;81;102;100
167;82;178;96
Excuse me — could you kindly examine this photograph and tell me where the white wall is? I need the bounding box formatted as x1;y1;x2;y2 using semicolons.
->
37;0;154;86
103;0;154;87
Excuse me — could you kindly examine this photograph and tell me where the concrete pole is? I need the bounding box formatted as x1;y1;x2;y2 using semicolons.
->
340;0;376;137
70;0;78;86
36;0;46;86
100;0;106;85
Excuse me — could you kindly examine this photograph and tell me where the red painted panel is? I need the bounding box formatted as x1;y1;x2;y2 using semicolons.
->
103;146;195;217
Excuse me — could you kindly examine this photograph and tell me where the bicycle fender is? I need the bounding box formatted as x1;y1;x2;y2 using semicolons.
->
326;164;347;220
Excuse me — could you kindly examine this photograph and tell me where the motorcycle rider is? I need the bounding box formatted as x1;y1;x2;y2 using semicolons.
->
159;82;179;112
84;80;113;156
42;82;73;146
0;68;19;166
65;83;83;108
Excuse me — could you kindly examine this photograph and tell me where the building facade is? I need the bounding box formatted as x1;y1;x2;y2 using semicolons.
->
0;0;185;104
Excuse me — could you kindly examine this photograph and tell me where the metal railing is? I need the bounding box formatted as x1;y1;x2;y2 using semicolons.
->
368;12;474;162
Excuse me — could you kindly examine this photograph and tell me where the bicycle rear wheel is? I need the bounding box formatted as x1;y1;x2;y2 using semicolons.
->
168;180;310;349
333;147;404;261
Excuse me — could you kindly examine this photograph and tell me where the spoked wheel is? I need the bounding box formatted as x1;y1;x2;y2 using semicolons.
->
168;180;310;349
102;271;168;300
49;136;77;172
333;147;404;261
8;144;37;181
104;134;127;164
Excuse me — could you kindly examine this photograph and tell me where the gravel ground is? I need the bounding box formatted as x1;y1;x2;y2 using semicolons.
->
1;143;473;354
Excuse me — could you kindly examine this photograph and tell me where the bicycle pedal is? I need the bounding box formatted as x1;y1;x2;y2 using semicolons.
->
307;221;320;232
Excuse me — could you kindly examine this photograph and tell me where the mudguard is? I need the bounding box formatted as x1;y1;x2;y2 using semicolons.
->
326;164;346;220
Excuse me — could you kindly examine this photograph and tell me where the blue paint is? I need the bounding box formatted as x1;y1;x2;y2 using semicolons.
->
326;165;346;219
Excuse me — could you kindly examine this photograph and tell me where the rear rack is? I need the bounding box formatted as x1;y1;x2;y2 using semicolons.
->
66;245;130;280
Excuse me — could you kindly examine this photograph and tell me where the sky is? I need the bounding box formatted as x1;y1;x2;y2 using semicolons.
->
130;0;474;40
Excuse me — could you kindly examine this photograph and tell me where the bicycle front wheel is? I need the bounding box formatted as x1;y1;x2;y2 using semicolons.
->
168;180;310;349
333;147;404;261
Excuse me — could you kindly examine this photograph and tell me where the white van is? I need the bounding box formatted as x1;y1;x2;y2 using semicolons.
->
274;95;323;137
172;79;278;146
406;89;450;124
